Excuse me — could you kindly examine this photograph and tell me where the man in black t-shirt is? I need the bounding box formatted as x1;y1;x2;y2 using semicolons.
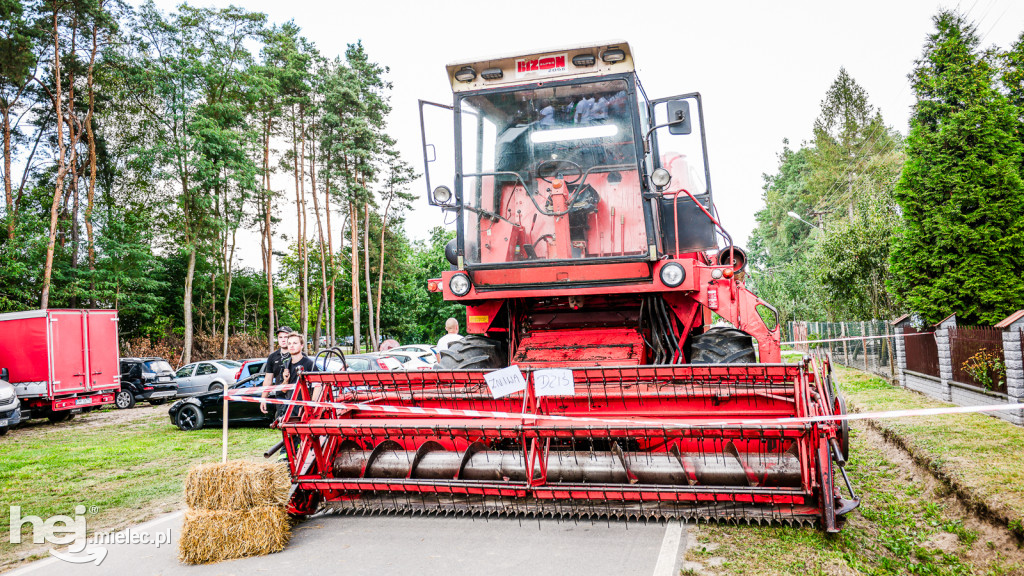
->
271;333;315;421
260;326;293;415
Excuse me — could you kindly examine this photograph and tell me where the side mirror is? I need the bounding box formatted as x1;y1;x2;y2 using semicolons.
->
667;100;692;135
1;368;8;382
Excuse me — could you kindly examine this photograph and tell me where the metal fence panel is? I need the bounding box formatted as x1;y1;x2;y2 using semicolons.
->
949;327;1006;393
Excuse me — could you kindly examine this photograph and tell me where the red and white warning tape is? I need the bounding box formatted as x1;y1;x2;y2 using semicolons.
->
781;331;935;346
225;386;1022;428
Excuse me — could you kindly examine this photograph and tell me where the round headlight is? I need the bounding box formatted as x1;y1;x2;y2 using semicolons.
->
711;268;724;280
651;168;672;189
433;185;452;205
660;262;685;287
449;273;471;296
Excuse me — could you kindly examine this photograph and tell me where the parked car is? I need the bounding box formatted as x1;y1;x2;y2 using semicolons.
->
173;360;241;396
315;354;402;372
235;358;267;381
116;357;178;409
389;344;438;358
0;370;23;436
381;350;436;370
168;373;273;431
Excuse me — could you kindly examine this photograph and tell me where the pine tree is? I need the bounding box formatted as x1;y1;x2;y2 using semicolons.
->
890;11;1024;326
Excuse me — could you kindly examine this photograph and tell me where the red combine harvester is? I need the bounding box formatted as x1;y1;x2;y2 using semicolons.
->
0;309;119;420
278;41;857;530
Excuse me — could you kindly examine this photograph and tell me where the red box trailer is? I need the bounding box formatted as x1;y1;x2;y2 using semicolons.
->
0;309;119;418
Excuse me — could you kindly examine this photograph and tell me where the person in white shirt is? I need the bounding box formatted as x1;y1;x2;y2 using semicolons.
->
436;318;464;356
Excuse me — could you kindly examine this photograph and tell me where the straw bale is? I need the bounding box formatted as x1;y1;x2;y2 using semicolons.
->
184;460;290;510
178;506;291;564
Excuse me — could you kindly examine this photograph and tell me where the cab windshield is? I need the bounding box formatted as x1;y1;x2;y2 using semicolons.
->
458;78;646;265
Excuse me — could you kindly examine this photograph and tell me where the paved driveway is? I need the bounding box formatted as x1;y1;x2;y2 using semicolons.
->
5;511;686;576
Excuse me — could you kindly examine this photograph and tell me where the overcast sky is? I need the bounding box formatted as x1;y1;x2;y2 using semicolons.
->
151;0;1024;269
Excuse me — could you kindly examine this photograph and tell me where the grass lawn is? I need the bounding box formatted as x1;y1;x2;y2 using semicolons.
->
682;365;1024;576
834;364;1024;535
0;404;278;569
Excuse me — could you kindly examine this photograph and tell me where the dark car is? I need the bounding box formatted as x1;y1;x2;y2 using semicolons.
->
167;373;274;431
117;357;178;409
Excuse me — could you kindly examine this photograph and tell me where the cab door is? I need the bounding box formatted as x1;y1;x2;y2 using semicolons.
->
49;311;88;395
86;310;119;392
647;93;718;254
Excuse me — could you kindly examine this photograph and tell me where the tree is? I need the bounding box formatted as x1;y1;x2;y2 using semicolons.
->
890;11;1024;326
0;0;43;241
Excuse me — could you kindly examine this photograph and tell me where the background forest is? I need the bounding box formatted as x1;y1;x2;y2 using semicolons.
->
0;0;463;363
749;11;1024;329
3;3;1024;367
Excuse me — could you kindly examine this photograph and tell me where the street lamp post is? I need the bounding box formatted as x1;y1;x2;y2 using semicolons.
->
787;210;820;230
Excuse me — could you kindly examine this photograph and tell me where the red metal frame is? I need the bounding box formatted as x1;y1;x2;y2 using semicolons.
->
278;360;853;529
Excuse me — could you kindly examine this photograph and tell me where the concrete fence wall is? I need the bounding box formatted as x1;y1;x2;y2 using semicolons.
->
893;313;1023;426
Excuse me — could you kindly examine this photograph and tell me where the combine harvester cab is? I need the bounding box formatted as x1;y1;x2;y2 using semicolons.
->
279;41;857;531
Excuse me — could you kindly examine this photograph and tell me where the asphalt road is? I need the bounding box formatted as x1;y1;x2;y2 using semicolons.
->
5;511;687;576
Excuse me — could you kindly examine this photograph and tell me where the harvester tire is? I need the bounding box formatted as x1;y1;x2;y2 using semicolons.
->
438;335;507;370
689;327;756;364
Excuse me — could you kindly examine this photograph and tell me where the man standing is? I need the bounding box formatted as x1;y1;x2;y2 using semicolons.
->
436;317;463;356
280;333;315;386
260;326;292;415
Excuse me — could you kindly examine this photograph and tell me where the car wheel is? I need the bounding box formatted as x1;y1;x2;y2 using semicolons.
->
149;399;166;406
115;390;136;409
208;383;223;393
176;404;205;432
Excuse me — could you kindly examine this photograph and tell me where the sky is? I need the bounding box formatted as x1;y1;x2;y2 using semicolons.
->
151;0;1024;270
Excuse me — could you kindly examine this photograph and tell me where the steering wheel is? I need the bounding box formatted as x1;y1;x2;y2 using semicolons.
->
536;159;583;184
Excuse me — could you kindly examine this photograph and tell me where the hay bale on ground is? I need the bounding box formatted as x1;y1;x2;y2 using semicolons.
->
178;506;291;565
184;460;290;510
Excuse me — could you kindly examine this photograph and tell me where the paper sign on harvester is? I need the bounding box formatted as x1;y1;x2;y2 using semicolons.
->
533;368;575;397
484;365;527;399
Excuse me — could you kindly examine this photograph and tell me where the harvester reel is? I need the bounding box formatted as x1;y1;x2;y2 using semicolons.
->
438;335;507;369
688;327;757;364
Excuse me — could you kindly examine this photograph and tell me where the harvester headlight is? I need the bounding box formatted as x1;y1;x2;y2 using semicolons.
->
711;268;724;280
454;66;476;83
660;262;685;287
481;67;503;80
601;49;626;63
433;185;453;205
651;168;672;189
449;273;472;296
572;54;596;67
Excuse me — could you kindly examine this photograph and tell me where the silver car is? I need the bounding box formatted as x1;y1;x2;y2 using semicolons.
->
174;359;241;396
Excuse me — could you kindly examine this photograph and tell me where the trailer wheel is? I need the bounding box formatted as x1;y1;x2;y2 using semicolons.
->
176;404;205;431
438;336;507;370
47;411;73;423
689;327;757;364
115;390;136;410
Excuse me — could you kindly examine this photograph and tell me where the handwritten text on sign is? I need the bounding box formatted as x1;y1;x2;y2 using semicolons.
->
533;369;575;397
484;365;527;399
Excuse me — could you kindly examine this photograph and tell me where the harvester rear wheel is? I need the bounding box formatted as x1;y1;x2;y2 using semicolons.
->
438;335;507;369
689;327;756;364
